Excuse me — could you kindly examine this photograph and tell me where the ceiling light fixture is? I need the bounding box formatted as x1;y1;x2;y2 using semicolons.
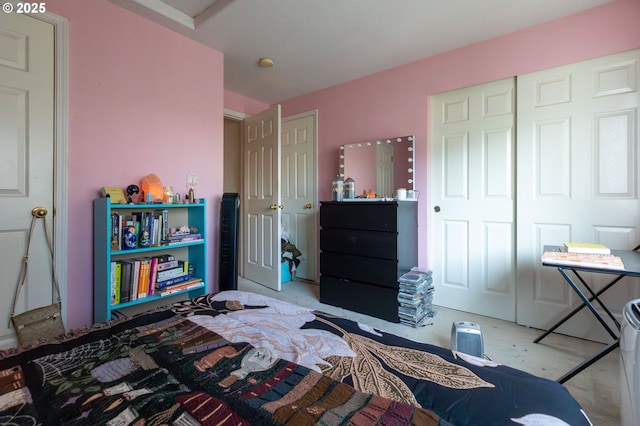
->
258;57;274;68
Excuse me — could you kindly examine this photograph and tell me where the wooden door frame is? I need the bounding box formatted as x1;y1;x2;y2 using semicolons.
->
224;109;248;278
223;108;318;283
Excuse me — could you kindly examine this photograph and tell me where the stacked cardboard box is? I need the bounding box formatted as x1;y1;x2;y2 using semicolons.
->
397;267;435;327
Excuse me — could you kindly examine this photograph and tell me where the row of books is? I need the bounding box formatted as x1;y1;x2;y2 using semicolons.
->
109;253;201;304
398;267;435;328
110;210;203;251
110;209;169;251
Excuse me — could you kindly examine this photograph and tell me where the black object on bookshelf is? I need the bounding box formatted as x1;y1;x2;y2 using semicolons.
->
93;197;207;323
219;193;240;291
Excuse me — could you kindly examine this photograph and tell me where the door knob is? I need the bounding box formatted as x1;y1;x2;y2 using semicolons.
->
270;204;277;210
304;203;313;209
32;207;48;218
434;206;441;212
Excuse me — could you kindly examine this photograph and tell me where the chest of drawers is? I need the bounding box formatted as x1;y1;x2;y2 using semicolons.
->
319;201;418;322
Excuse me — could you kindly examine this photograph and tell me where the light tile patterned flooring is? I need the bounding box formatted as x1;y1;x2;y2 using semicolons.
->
237;277;620;425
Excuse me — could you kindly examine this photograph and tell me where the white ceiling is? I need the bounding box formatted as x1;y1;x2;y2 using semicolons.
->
111;0;614;104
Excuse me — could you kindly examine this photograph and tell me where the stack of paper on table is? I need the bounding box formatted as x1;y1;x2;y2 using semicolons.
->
542;250;624;271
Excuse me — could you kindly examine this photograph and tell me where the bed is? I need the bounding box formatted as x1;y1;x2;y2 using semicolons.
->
0;290;591;425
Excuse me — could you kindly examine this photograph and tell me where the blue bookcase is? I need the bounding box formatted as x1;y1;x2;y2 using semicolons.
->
93;198;207;323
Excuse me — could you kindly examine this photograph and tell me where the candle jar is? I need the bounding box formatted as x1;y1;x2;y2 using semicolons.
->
332;176;343;201
344;177;355;199
164;186;174;204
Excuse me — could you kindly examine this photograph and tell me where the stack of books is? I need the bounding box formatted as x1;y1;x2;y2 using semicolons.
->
161;231;203;245
154;257;201;297
397;267;435;328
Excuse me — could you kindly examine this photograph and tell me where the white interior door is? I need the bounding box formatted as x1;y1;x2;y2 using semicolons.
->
376;143;394;198
430;78;516;321
516;49;640;342
0;13;55;346
243;105;282;290
281;111;317;282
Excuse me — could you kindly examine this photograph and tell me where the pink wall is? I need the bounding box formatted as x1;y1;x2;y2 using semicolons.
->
224;90;269;115
279;0;640;269
48;0;224;329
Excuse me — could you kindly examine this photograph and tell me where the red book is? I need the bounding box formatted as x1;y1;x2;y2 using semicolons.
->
148;256;159;296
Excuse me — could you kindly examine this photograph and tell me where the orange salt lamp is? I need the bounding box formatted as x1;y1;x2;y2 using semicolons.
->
140;173;163;202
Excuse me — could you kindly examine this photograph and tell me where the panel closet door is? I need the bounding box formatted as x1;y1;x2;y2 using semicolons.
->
430;77;516;321
516;49;640;342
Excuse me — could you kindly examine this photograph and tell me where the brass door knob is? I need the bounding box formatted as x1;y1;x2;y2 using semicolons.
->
304;203;313;209
32;207;48;218
270;204;278;210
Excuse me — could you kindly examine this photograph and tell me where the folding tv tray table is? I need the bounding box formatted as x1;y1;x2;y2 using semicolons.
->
537;245;640;384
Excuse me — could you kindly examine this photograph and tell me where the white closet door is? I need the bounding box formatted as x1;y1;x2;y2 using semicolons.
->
430;77;516;321
516;49;640;342
0;13;55;347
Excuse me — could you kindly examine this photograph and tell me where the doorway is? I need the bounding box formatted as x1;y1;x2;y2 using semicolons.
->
223;109;318;290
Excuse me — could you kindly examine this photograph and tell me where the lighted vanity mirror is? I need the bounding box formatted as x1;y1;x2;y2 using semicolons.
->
339;135;414;199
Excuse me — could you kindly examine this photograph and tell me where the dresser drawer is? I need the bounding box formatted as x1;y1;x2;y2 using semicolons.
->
320;252;398;288
320;228;397;259
320;276;399;323
320;202;398;232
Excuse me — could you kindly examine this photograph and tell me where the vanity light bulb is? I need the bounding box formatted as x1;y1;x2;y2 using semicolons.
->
339;164;344;168
408;136;413;141
376;140;381;144
357;144;362;147
408;147;413;151
339;146;345;150
340;155;344;159
397;138;402;142
366;142;371;146
408;158;413;162
386;139;391;144
408;168;413;173
408;179;414;183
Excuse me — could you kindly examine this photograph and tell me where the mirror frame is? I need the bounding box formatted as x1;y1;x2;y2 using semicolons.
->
339;135;415;198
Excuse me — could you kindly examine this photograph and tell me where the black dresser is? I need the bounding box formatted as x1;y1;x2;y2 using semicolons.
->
319;201;418;322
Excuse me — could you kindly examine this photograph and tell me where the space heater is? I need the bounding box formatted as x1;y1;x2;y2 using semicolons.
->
451;320;484;358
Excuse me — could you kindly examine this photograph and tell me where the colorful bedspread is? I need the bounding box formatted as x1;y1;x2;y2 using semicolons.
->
0;291;591;425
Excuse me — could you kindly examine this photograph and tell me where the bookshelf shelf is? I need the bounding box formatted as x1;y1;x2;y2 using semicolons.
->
93;198;207;323
108;283;206;310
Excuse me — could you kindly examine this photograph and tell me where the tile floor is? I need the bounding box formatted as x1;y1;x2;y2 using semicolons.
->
238;277;620;425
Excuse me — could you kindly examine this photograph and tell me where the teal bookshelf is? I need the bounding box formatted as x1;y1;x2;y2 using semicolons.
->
93;198;207;323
